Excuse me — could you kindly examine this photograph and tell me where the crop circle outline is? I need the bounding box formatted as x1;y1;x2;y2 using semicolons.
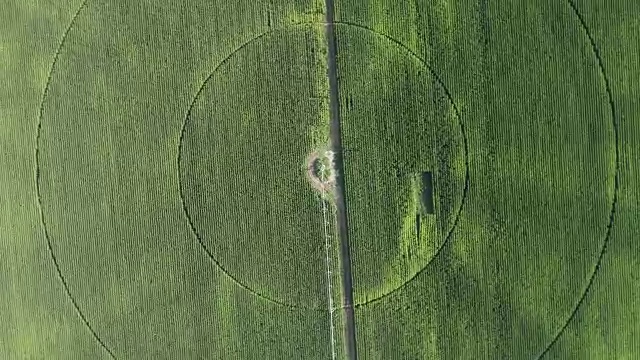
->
535;1;620;357
176;22;471;309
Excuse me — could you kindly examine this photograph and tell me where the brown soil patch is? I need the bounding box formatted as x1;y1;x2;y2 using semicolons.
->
306;150;336;193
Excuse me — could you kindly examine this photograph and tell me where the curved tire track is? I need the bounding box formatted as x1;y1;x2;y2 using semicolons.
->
34;0;116;358
537;0;619;357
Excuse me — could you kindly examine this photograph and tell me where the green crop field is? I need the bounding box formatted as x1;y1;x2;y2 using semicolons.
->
1;0;639;359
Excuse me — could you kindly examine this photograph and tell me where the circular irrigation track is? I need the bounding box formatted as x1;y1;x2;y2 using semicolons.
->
177;21;469;309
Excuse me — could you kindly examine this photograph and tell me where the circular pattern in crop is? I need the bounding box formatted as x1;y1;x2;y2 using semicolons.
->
178;23;469;308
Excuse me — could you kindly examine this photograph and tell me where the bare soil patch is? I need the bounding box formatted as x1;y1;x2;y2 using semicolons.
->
306;150;336;193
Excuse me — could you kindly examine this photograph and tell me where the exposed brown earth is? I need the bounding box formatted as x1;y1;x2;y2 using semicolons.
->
305;150;336;194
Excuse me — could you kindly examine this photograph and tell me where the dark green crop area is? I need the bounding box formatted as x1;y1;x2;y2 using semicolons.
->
1;0;639;359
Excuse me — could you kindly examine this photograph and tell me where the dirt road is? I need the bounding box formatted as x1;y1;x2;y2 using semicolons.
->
323;1;358;359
